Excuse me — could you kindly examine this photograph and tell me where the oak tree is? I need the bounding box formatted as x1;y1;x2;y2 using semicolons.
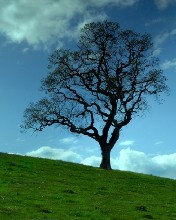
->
21;21;168;169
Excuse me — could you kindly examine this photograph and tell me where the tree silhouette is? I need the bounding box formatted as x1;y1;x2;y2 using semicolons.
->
21;21;168;169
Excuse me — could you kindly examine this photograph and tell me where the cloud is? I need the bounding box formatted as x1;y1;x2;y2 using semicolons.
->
154;32;170;47
25;146;176;179
162;58;176;70
16;137;25;143
90;0;138;7
60;137;78;144
0;0;138;48
22;48;29;53
81;148;176;179
154;28;176;53
119;140;135;146
145;17;164;27
152;48;162;56
154;0;176;9
114;148;153;173
154;141;163;146
81;156;101;167
26;146;81;162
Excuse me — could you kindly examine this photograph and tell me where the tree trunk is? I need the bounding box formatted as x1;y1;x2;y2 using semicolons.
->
100;147;112;170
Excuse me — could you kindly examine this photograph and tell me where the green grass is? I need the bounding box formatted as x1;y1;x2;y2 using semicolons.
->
0;153;176;220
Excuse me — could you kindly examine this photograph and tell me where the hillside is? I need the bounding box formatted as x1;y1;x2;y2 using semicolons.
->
0;153;176;220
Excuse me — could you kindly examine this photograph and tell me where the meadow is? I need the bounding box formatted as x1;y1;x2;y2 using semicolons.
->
0;152;176;220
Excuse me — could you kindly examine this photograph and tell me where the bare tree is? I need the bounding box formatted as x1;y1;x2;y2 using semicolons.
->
21;21;168;169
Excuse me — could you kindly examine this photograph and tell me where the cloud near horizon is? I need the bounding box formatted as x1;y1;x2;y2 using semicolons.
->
26;146;176;180
0;0;138;48
26;146;82;162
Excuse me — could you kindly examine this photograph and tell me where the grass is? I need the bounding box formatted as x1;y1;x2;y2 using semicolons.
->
0;153;176;220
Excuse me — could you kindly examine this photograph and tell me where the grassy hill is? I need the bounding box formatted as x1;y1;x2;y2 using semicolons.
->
0;153;176;220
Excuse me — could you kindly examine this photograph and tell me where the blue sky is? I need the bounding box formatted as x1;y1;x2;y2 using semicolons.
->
1;0;176;179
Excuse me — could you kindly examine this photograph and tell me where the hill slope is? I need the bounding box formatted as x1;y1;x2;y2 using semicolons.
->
0;153;176;220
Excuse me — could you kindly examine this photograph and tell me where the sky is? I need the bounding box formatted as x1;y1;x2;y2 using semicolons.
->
1;0;176;179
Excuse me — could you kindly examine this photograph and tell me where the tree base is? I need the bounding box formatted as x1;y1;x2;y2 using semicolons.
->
100;148;112;170
100;161;112;170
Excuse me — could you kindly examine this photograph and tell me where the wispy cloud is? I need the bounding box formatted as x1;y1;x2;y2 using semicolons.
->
154;141;163;146
119;140;135;146
154;0;176;10
154;32;170;47
0;0;138;48
154;28;176;55
16;137;25;143
162;58;176;70
22;48;29;53
145;17;164;27
60;137;78;144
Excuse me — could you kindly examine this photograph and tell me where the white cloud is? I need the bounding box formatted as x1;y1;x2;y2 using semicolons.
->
89;0;138;7
25;146;176;179
119;140;135;146
60;137;78;144
154;29;176;54
162;58;176;70
114;148;153;173
26;146;82;162
152;154;176;179
16;137;25;142
154;141;163;146
81;148;176;179
115;148;176;179
22;48;29;53
171;29;176;36
81;156;101;167
0;0;138;48
154;0;176;9
153;48;162;56
145;17;164;27
154;32;170;47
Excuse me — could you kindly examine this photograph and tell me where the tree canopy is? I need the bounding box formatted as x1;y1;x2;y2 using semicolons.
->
21;20;168;169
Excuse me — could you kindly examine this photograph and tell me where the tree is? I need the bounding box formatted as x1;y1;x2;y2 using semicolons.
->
21;20;168;170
